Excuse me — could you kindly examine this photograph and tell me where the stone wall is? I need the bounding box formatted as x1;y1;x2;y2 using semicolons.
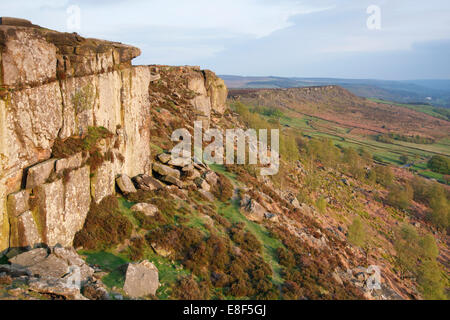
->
0;19;227;252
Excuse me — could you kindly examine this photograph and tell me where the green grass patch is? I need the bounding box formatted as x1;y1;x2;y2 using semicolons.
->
216;200;284;285
79;250;129;288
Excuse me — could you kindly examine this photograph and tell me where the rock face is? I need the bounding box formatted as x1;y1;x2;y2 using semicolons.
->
0;19;228;253
123;261;159;298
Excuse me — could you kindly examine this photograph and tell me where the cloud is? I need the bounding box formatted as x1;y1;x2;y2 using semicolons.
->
0;0;448;79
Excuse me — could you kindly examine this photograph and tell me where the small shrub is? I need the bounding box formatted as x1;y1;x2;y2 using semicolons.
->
171;276;209;300
347;217;367;248
211;172;234;202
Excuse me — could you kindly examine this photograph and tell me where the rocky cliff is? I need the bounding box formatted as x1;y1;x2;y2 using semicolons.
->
0;18;227;252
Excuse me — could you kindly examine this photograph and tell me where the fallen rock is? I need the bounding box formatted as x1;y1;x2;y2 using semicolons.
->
162;175;183;188
185;168;201;180
198;190;215;202
157;153;171;164
151;243;173;258
130;203;158;217
133;174;165;191
152;163;180;179
82;282;110;300
9;247;94;282
116;174;137;194
264;212;279;222
168;157;191;167
240;196;266;222
203;171;218;186
28;277;87;300
9;248;48;267
194;178;210;191
123;261;159;298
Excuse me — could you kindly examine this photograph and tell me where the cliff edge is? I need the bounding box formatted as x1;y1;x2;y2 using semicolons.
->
0;18;227;252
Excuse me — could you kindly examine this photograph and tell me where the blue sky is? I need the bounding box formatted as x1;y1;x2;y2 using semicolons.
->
1;0;450;80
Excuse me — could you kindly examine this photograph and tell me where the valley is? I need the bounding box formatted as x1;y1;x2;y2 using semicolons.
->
229;87;450;184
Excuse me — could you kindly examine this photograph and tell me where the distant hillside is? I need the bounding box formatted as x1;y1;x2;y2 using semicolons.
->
229;86;450;141
222;75;450;108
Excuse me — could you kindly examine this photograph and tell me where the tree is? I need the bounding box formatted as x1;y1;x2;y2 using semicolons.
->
427;155;450;175
417;260;447;300
387;183;413;210
429;191;449;231
347;217;367;248
399;154;409;165
394;226;447;300
373;165;393;187
394;224;420;275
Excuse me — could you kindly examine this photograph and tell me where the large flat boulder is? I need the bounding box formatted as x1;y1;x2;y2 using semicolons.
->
116;174;137;194
133;174;165;191
152;163;180;179
123;261;159;298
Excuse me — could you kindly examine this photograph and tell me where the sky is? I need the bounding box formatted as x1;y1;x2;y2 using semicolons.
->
1;0;450;80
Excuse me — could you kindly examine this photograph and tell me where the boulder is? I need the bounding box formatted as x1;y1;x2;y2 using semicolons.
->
133;174;165;191
152;163;180;179
264;212;279;222
198;190;215;202
130;203;158;217
9;248;48;268
150;243;173;258
168;157;191;167
157;153;171;164
52;247;94;282
203;171;218;186
116;174;137;194
26;159;56;189
123;261;159;298
194;178;210;191
185;168;201;181
28;277;87;300
82;282;110;300
9;247;94;283
162;175;183;188
241;197;266;222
